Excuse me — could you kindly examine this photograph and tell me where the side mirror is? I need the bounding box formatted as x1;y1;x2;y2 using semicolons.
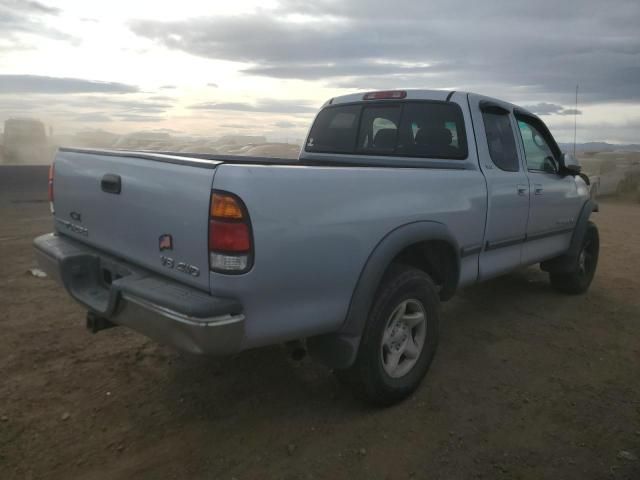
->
562;152;581;175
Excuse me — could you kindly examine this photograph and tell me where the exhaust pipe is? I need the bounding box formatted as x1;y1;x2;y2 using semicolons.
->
285;340;307;361
86;311;117;334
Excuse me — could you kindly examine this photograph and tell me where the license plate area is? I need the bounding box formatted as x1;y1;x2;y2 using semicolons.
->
99;258;131;289
61;255;131;316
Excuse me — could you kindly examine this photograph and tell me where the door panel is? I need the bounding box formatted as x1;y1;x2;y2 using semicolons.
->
525;171;578;234
468;94;530;279
515;116;582;263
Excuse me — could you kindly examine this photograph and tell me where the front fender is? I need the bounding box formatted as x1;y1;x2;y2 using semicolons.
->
541;198;597;273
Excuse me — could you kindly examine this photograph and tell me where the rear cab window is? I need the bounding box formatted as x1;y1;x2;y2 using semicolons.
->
306;101;468;160
481;107;520;172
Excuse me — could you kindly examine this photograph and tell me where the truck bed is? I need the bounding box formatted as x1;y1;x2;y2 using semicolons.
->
59;147;300;167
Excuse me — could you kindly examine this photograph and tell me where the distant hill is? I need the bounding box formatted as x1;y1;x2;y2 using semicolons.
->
558;142;640;153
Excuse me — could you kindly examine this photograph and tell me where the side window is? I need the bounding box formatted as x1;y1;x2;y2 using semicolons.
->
357;106;401;154
481;111;519;172
517;118;558;173
306;105;360;153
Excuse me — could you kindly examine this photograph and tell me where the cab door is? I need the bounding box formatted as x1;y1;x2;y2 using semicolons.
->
468;94;530;280
514;114;583;264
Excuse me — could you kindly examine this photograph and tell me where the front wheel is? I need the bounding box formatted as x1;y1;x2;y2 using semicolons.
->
549;221;599;294
335;265;439;406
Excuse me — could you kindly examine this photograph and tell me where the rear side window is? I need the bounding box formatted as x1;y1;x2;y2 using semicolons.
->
306;105;361;153
481;111;519;171
305;101;467;159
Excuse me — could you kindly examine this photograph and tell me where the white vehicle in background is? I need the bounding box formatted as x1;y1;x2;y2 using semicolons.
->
2;118;49;164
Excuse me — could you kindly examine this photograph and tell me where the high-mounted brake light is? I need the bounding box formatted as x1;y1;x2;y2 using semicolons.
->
48;163;55;213
363;90;407;100
208;191;253;273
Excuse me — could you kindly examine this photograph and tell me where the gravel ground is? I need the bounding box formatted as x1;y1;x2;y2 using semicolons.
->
1;197;639;480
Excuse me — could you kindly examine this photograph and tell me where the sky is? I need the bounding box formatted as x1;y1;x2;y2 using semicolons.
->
0;0;639;143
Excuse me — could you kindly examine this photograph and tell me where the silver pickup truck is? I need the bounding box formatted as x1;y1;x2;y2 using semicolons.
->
34;89;599;405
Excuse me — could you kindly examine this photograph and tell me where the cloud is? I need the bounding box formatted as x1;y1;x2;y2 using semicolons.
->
115;113;165;122
517;102;562;115
558;108;582;116
242;61;442;80
522;102;582;116
146;95;174;101
0;93;172;114
0;0;74;45
0;97;40;110
548;117;640;144
189;99;318;114
0;91;174;131
0;75;139;94
207;82;218;88
220;123;252;129
130;0;640;105
3;0;60;15
72;112;113;122
273;120;297;128
65;96;171;111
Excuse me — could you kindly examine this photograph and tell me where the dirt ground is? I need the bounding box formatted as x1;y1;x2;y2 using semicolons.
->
1;196;639;480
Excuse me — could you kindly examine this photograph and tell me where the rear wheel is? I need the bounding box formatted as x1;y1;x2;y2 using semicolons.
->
335;265;439;406
549;221;599;294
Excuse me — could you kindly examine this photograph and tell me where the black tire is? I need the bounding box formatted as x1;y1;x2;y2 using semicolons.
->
335;264;439;406
549;221;599;294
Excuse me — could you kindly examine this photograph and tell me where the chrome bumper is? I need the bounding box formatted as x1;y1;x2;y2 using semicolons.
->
33;233;245;355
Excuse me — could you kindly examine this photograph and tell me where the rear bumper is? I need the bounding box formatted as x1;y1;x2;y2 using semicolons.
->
33;233;245;355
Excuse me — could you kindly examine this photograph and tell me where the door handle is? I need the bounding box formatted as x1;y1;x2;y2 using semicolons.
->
101;174;121;194
517;184;528;196
534;184;544;195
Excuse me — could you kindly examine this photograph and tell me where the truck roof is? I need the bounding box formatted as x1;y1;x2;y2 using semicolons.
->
327;89;452;105
325;89;534;117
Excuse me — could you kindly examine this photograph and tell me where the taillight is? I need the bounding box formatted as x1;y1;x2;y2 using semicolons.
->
363;90;407;100
209;221;251;251
208;191;253;273
48;163;55;213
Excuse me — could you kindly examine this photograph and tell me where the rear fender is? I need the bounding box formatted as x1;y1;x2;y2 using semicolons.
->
308;221;459;369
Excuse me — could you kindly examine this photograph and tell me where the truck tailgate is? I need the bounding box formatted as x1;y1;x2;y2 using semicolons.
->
52;149;219;291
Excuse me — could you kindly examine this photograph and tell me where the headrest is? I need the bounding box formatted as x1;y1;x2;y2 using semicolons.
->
373;128;397;150
415;126;453;147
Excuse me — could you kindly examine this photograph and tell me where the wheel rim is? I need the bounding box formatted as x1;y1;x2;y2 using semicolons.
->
578;236;597;277
380;299;427;379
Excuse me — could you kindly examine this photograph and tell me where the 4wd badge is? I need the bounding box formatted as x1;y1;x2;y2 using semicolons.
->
159;234;173;251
